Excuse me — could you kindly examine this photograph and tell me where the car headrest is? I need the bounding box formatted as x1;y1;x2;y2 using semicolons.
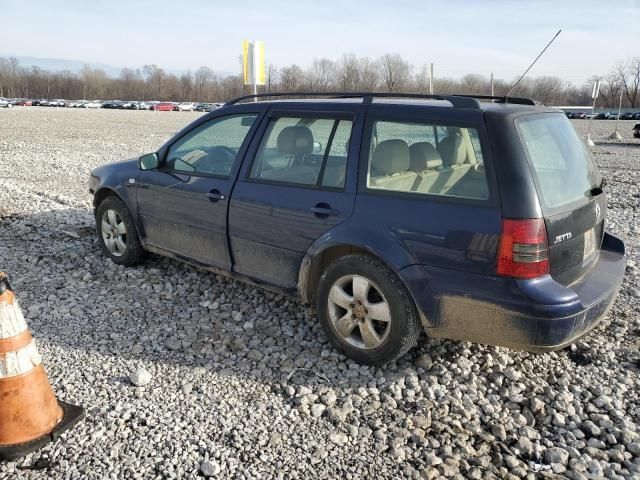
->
438;134;467;167
409;142;442;171
372;139;410;175
277;126;314;155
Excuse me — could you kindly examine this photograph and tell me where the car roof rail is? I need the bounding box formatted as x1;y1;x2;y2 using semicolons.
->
224;92;536;108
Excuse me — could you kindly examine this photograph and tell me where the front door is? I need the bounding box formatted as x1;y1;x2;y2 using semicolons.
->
137;113;260;270
228;107;362;288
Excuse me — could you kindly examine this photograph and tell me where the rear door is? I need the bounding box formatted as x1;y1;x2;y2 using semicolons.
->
136;112;261;270
228;105;363;288
515;113;605;285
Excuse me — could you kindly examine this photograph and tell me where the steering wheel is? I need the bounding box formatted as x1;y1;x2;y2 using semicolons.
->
193;146;237;174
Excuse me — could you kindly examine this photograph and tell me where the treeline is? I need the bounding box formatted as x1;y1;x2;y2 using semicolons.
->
0;54;638;107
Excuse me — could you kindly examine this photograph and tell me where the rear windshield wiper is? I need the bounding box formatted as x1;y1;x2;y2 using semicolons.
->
589;178;606;197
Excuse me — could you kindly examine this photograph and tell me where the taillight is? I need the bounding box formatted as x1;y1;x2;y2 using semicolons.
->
497;218;549;279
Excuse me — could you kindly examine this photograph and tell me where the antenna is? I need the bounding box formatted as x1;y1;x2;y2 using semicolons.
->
506;29;562;98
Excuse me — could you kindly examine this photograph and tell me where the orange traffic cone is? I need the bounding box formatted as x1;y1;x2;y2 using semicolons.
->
0;272;84;461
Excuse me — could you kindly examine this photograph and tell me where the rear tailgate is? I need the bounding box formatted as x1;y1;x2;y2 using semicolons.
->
516;113;604;285
545;194;606;284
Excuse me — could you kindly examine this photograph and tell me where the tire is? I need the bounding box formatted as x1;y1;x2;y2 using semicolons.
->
95;195;145;266
317;254;421;366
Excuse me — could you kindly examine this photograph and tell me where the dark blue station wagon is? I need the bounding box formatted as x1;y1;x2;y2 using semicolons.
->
89;93;626;365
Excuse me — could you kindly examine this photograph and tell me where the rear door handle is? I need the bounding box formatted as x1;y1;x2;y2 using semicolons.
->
207;190;226;202
310;204;339;216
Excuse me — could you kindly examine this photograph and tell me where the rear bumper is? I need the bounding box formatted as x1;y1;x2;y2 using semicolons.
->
399;232;626;351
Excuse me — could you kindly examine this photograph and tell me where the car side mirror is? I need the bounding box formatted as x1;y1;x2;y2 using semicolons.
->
312;141;323;154
139;153;159;170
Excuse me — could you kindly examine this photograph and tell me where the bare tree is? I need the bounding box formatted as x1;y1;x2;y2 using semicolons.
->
529;76;567;105
460;74;487;95
179;72;193;101
616;57;640;108
602;70;622;107
378;54;412;92
143;64;165;99
279;65;304;91
335;54;361;91
307;58;335;91
266;64;278;94
359;57;379;91
194;66;214;101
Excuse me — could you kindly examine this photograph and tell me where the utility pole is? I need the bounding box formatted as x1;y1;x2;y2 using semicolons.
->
490;72;494;96
429;63;434;94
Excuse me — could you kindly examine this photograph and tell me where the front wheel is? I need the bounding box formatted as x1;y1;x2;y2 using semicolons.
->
317;255;421;366
96;196;145;266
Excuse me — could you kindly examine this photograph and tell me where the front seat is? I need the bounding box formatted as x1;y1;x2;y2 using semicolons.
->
262;125;318;184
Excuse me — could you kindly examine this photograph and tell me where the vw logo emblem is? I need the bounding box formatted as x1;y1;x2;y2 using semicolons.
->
595;203;601;221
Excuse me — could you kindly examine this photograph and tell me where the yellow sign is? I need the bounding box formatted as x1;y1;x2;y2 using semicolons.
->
242;40;265;86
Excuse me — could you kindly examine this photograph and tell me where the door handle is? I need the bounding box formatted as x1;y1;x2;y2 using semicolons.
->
207;190;226;202
310;204;339;217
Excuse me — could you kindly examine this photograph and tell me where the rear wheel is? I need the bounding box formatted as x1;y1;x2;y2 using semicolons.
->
96;196;145;266
317;255;421;365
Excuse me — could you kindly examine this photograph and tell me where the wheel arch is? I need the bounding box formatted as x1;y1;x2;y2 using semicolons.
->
93;187;123;213
93;187;144;244
298;241;413;306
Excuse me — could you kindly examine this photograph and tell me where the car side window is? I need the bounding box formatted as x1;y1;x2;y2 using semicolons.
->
166;114;258;176
249;116;353;188
366;120;489;200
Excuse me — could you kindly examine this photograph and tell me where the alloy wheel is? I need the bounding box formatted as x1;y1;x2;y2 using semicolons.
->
101;209;127;257
327;274;391;349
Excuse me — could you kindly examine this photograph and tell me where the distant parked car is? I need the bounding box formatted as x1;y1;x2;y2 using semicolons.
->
594;113;607;120
83;101;102;109
175;102;195;111
14;99;32;106
573;112;587;119
633;124;640;139
151;103;174;111
620;112;635;120
49;99;68;107
565;112;574;119
0;98;13;108
102;100;124;109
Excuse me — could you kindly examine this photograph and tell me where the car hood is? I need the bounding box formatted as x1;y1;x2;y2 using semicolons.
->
91;158;139;178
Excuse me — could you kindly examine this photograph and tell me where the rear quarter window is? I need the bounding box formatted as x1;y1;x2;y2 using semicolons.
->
365;120;489;201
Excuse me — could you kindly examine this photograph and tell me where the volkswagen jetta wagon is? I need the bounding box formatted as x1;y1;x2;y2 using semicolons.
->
89;92;626;365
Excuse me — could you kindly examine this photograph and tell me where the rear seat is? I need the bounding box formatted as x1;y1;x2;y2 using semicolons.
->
368;140;417;191
408;142;443;192
428;133;474;194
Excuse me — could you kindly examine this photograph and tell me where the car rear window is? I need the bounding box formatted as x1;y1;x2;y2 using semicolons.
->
516;114;601;210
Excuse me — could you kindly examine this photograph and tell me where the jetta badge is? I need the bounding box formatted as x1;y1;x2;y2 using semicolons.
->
595;203;601;221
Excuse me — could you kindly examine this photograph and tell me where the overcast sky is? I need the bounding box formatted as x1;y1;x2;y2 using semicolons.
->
2;0;638;84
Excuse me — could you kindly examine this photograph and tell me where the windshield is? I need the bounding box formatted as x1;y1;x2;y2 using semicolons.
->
516;113;601;211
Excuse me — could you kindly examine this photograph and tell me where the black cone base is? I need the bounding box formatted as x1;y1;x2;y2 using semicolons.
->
0;401;85;462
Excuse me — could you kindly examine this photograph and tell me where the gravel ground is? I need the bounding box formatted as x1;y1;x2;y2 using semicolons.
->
0;108;639;480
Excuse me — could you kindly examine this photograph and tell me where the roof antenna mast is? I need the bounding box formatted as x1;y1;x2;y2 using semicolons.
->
506;29;562;99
